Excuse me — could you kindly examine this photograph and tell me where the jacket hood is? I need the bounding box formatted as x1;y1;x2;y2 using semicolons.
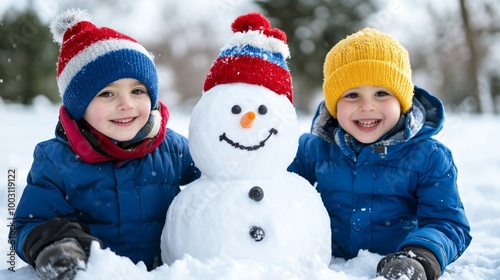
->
311;85;445;146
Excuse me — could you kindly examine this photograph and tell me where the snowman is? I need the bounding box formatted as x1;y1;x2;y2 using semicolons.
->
161;12;331;267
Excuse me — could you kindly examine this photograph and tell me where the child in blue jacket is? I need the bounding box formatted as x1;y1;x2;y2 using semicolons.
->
11;9;199;280
288;28;471;279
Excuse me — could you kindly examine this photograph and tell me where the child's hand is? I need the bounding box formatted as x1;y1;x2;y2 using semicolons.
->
35;238;88;280
376;246;441;280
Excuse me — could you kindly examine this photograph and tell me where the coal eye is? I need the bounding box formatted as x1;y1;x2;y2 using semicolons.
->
258;105;267;115
231;105;242;114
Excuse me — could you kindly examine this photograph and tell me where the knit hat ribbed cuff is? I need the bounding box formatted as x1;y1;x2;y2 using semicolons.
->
323;59;413;118
322;28;414;119
51;9;159;120
62;48;158;120
203;12;293;103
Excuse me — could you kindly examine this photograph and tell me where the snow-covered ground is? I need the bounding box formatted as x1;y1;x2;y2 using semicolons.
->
1;99;499;279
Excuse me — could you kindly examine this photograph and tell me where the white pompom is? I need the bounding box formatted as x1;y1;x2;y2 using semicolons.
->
50;9;91;44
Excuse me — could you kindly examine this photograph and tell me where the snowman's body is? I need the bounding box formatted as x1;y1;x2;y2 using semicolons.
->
162;173;331;265
161;83;331;266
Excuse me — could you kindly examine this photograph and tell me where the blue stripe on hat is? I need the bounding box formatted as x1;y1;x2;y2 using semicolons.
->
219;45;289;70
63;49;158;120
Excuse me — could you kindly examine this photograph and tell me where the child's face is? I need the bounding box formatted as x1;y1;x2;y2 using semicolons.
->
83;78;152;141
336;86;401;144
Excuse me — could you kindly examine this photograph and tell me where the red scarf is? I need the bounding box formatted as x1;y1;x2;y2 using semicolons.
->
59;102;169;163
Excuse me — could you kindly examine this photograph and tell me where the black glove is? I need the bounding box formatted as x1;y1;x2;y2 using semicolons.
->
376;246;442;280
22;218;102;279
23;217;102;265
34;237;88;280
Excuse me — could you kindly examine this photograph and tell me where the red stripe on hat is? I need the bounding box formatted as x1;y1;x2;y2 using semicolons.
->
203;56;293;103
57;21;138;76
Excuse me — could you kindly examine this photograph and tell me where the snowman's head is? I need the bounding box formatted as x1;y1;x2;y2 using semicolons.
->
189;83;299;180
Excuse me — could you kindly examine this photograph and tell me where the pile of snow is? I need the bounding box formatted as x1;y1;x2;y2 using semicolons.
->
1;101;499;279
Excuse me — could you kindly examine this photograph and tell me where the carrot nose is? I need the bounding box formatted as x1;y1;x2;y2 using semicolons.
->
240;111;256;128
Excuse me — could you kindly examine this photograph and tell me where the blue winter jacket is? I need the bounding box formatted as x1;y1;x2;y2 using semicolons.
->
288;86;471;272
14;128;200;269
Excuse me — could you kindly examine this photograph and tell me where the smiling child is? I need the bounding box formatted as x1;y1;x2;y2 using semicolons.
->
11;9;199;280
288;28;471;280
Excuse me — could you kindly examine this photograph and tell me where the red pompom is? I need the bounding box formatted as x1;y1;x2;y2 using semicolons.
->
263;27;287;43
231;12;270;33
231;12;286;42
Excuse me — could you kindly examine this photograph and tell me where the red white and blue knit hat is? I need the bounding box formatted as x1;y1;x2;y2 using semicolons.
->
203;12;293;103
50;9;158;120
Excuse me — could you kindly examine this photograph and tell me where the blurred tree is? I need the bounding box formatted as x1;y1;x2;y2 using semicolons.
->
464;0;500;114
417;3;475;111
148;6;222;107
491;74;500;114
147;2;254;108
420;0;500;114
0;7;59;104
459;0;483;113
255;0;378;112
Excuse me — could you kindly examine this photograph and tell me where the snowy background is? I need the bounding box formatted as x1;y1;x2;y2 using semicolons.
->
0;97;499;279
1;0;500;278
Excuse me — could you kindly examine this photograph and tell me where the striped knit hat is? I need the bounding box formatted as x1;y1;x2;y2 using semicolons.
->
203;12;293;103
50;9;158;120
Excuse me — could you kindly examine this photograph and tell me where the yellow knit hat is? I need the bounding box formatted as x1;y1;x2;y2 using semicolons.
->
323;28;414;119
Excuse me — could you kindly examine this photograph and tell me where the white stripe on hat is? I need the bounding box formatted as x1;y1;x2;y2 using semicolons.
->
57;38;154;96
223;30;290;58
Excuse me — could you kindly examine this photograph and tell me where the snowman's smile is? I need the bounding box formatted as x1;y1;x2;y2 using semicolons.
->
219;128;278;151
